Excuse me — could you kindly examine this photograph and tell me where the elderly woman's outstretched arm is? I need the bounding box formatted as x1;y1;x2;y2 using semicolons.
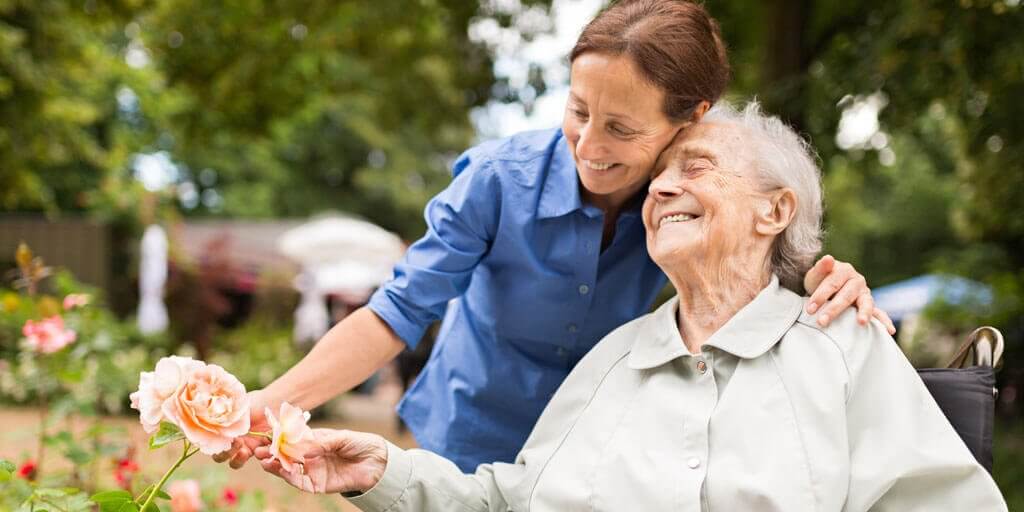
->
255;429;521;511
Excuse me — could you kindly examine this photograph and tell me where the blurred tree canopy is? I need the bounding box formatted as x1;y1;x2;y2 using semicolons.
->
0;0;158;213
1;0;1021;321
1;0;551;237
713;0;1023;320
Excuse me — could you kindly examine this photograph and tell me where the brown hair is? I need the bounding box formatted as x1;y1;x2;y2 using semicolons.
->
570;0;730;122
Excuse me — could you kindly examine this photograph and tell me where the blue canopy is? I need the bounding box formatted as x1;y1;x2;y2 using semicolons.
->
872;274;993;323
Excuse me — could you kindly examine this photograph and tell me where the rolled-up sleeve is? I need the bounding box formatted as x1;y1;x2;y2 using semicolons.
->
367;152;501;348
839;319;1007;511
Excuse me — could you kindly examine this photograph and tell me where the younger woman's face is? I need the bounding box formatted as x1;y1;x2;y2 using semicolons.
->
563;52;685;208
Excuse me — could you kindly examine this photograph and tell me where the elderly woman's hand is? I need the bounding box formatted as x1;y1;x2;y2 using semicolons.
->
254;428;388;495
803;255;896;335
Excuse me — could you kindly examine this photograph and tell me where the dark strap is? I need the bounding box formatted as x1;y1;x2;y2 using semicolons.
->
945;326;1004;370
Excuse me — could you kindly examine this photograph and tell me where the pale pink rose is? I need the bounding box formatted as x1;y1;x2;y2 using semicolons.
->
266;402;314;474
167;479;204;512
162;363;250;455
130;356;205;434
22;316;76;353
62;293;90;310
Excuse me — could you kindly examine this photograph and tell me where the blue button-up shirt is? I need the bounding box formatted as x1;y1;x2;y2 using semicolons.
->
368;127;667;472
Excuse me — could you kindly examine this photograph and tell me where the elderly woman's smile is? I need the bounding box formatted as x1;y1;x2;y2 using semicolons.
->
642;123;768;274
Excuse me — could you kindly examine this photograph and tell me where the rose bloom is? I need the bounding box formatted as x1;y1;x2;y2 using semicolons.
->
162;363;251;455
114;456;140;490
168;479;204;512
266;402;314;474
17;460;36;480
22;316;76;353
130;356;205;434
220;487;239;506
62;293;90;310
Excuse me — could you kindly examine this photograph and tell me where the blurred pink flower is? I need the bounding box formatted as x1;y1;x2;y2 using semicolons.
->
168;479;204;512
266;402;314;474
113;454;140;490
17;460;36;480
62;293;90;310
22;316;76;353
220;487;239;506
130;356;205;434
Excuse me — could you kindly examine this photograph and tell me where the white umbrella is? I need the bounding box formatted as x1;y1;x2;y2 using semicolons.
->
278;214;406;345
277;214;405;269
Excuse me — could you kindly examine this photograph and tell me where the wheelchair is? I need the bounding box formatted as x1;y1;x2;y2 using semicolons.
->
918;326;1005;473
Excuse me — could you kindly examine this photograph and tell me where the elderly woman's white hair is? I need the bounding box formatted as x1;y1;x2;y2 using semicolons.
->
703;101;823;292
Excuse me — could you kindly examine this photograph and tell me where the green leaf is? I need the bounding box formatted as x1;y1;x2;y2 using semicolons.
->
64;446;92;465
155;489;171;500
34;488;68;497
148;421;184;450
140;501;162;512
90;490;133;503
0;459;15;472
116;501;141;512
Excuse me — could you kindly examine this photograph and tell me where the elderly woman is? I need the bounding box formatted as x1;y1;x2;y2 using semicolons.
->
220;0;893;474
257;103;1007;511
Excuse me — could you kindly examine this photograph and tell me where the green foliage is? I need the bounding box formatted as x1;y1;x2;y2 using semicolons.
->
0;270;171;414
206;320;304;392
147;422;184;451
0;0;164;213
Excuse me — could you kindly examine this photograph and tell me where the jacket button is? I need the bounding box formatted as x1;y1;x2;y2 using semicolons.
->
696;360;707;374
687;457;701;469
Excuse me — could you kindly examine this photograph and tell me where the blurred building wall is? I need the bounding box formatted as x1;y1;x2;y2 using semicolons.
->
0;215;112;292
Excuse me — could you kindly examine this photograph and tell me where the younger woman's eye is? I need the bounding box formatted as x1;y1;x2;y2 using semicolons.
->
609;124;634;137
572;109;588;119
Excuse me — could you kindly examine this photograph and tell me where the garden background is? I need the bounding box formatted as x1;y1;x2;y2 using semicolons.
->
1;0;1022;510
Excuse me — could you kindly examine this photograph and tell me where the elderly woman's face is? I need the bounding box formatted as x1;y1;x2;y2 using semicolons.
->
642;122;771;269
563;53;682;205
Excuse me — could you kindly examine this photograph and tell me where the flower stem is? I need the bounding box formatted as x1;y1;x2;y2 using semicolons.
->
139;440;196;511
248;431;272;439
35;394;46;478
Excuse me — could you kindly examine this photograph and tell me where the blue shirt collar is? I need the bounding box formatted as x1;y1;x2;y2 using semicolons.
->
538;132;584;219
538;130;646;220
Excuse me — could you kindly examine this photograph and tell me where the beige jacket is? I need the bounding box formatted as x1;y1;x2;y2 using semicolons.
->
350;276;1007;511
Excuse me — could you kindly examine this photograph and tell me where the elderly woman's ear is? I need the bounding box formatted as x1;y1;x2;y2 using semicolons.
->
754;188;798;236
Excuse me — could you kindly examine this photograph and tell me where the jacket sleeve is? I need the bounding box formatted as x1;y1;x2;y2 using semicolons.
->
837;315;1007;511
346;441;518;512
366;150;501;348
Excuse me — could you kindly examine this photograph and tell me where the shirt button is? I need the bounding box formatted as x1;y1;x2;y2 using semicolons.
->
696;360;707;374
568;323;578;333
578;284;590;295
687;457;701;469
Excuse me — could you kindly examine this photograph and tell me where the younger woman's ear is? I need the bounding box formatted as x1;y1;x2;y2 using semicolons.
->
690;101;712;123
754;188;798;236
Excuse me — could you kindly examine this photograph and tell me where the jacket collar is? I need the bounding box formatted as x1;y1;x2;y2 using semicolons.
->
628;275;804;370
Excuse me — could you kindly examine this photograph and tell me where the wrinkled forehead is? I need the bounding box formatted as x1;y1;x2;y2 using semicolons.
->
654;122;750;176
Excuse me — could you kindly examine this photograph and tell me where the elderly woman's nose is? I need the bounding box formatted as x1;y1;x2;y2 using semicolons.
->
649;173;682;199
